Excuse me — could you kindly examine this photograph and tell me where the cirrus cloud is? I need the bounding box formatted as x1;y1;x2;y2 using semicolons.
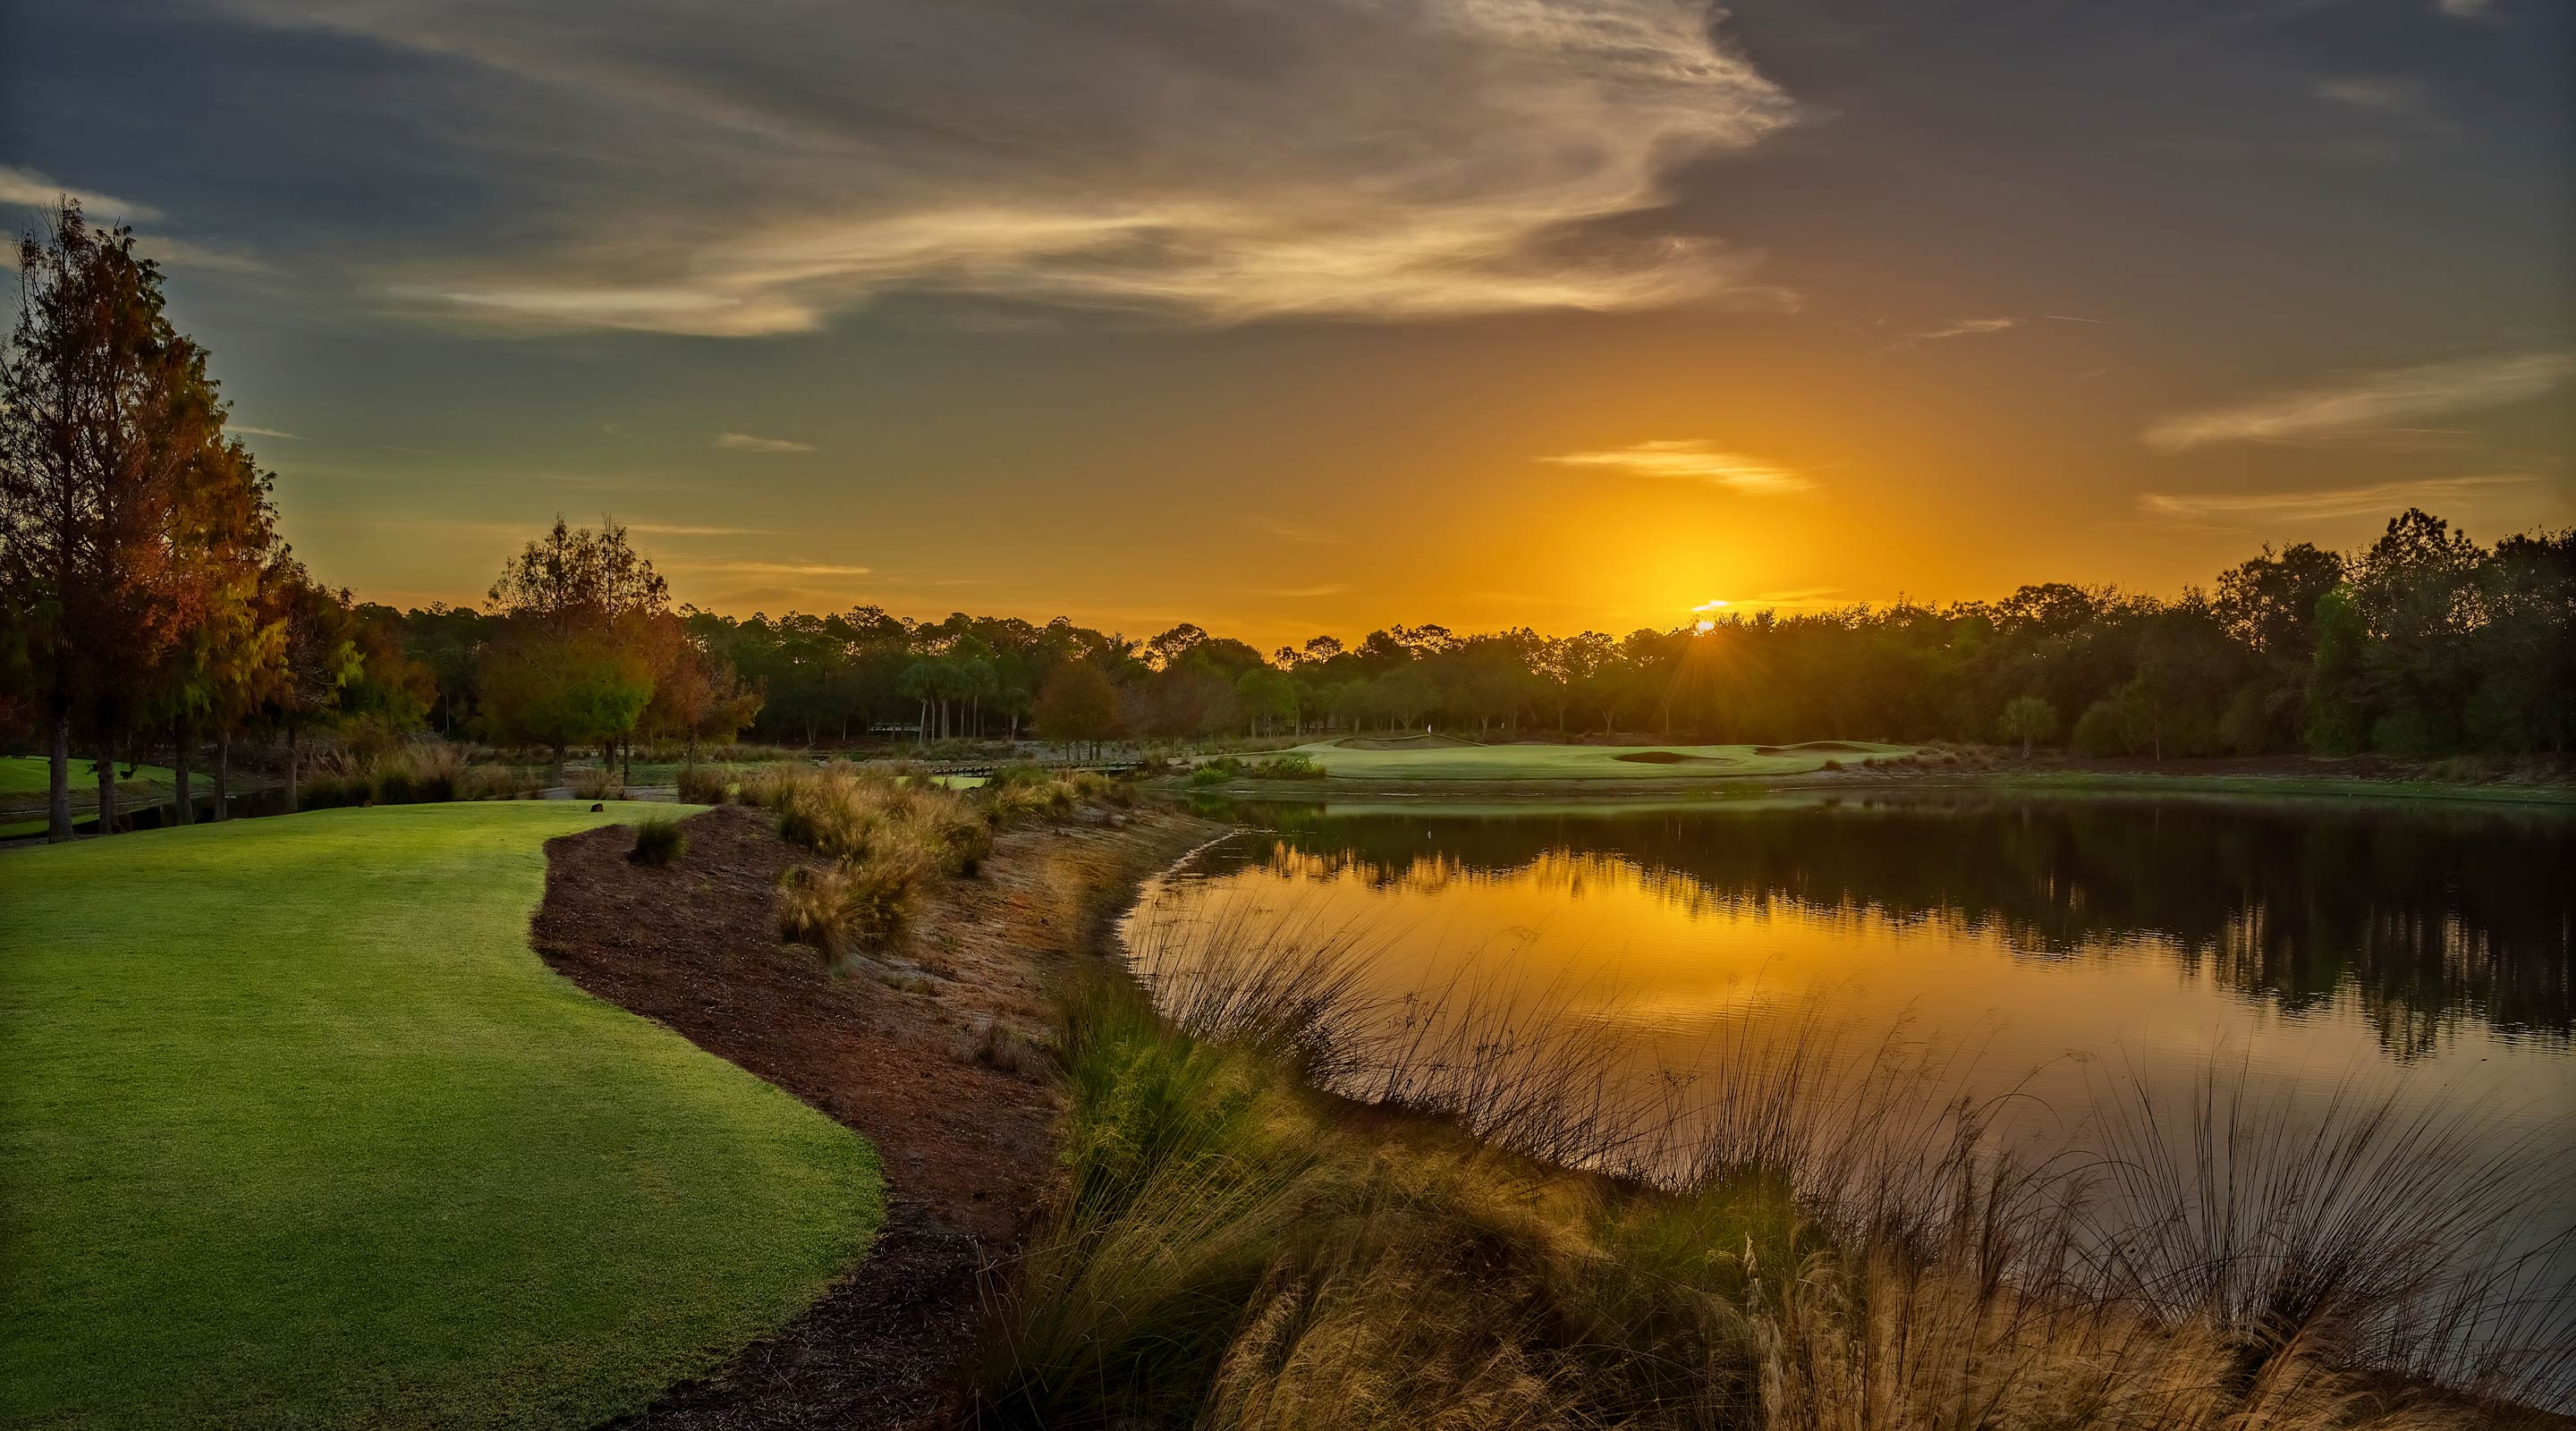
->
1541;439;1815;493
2142;351;2575;451
217;0;1797;334
711;431;815;454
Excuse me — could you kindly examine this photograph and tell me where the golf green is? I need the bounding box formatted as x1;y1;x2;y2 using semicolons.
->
0;803;881;1429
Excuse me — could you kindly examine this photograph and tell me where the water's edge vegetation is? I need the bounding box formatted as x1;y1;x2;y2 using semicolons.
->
970;868;2576;1429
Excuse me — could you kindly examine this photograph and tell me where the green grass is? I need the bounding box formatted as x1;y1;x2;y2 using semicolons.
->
0;803;882;1430
0;755;181;802
1274;737;1914;782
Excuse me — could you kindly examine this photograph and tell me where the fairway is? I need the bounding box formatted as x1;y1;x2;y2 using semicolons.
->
1281;737;1915;782
0;804;882;1430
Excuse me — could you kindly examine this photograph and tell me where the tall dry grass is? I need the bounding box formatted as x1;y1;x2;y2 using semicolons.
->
757;763;990;957
972;901;2576;1431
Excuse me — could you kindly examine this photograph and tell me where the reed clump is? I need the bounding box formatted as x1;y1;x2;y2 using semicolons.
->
985;764;1132;821
973;902;2576;1430
759;763;988;957
674;764;733;805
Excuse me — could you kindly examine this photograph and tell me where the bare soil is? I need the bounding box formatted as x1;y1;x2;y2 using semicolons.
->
530;801;1217;1430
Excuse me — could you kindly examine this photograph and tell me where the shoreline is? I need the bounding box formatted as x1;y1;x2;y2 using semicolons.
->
1166;762;2576;809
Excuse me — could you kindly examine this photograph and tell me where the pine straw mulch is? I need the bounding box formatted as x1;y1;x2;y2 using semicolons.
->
530;800;1216;1429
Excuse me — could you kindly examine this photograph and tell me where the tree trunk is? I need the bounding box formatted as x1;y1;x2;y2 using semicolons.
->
47;712;72;843
173;718;194;826
548;742;567;787
97;746;119;835
286;729;301;813
215;732;232;821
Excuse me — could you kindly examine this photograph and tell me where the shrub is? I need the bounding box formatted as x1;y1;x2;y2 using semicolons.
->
2070;698;2129;757
571;767;626;801
630;814;686;867
674;765;732;805
775;864;853;957
1184;765;1231;788
774;847;931;959
458;764;532;800
1246;754;1322;780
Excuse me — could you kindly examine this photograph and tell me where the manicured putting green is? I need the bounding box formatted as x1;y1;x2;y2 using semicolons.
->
1281;737;1914;781
0;803;882;1429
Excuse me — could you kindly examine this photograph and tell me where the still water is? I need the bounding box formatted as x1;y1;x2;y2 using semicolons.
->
1130;791;2573;1208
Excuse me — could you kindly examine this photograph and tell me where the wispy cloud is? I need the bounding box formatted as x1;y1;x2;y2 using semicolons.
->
1261;583;1352;599
664;559;873;577
2313;77;2449;133
624;521;773;538
0;166;164;222
1920;317;2016;342
1694;587;1843;613
231;425;303;440
2136;474;2534;522
2435;0;2495;20
2142;351;2575;451
711;431;816;454
1541;439;1816;494
1258;518;1339;545
230;0;1797;333
1875;316;2016;353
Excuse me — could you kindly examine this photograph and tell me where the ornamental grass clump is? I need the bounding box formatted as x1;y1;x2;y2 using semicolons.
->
767;763;988;959
629;814;685;867
674;764;732;806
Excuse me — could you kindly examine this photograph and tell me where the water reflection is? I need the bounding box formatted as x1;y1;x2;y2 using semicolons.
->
1195;793;2572;1058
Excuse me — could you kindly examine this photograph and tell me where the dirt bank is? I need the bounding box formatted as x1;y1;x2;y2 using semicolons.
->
531;801;1219;1430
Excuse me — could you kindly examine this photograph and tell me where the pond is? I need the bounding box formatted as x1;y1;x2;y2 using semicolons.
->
1126;791;2576;1359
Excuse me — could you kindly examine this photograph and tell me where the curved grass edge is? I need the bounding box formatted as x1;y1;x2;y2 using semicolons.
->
0;802;884;1431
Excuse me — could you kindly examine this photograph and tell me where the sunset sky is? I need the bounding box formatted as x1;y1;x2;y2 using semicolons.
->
7;0;2571;648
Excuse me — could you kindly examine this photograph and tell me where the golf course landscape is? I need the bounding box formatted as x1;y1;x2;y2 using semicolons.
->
0;803;882;1430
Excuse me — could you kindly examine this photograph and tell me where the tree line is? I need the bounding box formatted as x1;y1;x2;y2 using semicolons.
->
380;504;2570;766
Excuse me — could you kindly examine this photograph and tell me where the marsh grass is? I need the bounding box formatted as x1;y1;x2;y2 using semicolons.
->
975;897;2576;1429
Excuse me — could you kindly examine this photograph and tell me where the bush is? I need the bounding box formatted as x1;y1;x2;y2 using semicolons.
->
630;814;686;867
773;845;932;958
571;767;626;801
1246;754;1321;780
2069;698;2129;757
1184;765;1231;788
458;764;533;800
674;765;732;805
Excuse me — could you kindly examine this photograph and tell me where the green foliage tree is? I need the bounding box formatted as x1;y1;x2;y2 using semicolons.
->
1034;660;1121;760
479;517;671;781
1996;695;2058;757
2303;587;2368;758
0;202;231;838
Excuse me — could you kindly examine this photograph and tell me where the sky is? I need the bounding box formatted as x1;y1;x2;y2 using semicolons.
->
4;0;2572;648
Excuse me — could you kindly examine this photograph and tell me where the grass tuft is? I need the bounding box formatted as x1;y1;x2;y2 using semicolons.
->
629;814;686;867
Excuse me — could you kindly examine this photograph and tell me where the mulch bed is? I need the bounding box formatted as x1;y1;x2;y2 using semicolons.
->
529;801;1214;1430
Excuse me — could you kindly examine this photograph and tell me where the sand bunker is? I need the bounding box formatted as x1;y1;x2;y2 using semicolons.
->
1614;750;1736;766
1778;741;1872;754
